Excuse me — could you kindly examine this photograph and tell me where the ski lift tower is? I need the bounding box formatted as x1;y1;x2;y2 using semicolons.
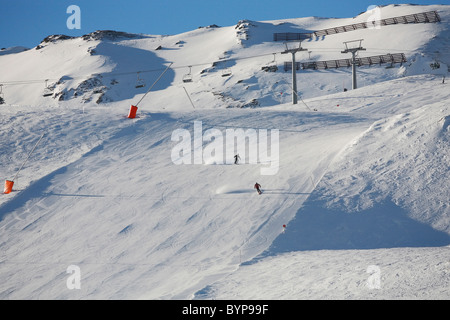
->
282;42;307;104
341;39;366;90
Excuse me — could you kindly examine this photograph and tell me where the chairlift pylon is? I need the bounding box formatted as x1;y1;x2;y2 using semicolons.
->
43;79;53;97
183;66;193;83
135;72;145;88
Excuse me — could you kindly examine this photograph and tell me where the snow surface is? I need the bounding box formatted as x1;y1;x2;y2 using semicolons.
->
0;4;449;300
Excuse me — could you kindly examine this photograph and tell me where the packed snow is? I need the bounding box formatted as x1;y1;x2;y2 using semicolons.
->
0;4;449;300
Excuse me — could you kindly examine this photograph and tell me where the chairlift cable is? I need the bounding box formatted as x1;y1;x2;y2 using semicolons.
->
11;133;45;182
0;52;280;87
134;62;173;107
279;78;313;111
0;46;445;87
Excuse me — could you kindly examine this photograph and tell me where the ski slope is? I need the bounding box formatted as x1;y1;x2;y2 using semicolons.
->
0;4;449;299
198;78;450;300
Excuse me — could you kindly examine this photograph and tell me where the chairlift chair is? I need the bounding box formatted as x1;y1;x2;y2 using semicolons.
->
222;68;232;77
183;74;193;83
183;66;193;83
43;80;53;97
264;53;278;72
221;59;232;77
135;72;145;88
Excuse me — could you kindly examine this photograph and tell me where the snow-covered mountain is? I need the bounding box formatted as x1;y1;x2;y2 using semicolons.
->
1;4;449;108
0;4;449;300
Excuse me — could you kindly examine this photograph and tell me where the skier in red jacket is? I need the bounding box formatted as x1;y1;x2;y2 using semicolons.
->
254;182;262;195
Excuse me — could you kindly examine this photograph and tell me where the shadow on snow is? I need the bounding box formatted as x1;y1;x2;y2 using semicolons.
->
258;192;450;259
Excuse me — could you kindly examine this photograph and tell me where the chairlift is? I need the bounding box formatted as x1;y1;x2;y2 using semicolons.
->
135;72;145;88
263;53;278;72
270;53;277;64
222;68;232;77
182;66;193;83
43;80;53;97
220;59;232;77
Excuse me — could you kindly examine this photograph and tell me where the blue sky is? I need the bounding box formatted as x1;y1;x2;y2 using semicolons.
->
0;0;445;48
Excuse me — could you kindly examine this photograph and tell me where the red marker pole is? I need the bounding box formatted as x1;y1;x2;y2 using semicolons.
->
128;62;173;119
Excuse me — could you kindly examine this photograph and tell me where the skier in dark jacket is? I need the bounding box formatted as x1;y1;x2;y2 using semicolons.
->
254;182;262;195
234;154;241;164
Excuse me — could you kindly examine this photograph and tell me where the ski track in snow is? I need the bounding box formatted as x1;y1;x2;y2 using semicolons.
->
1;107;370;299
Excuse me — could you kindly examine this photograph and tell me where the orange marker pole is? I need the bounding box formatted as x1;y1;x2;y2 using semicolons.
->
127;105;138;119
3;180;14;194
